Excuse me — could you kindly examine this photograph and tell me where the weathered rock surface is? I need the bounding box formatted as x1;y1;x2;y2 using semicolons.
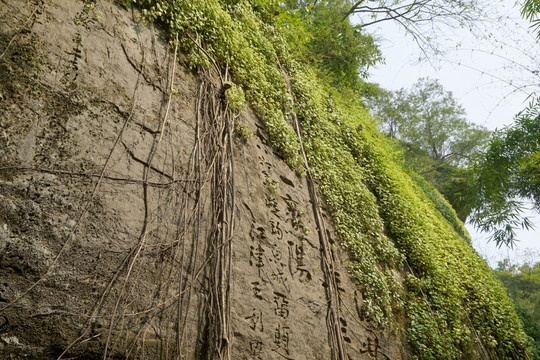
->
0;0;406;358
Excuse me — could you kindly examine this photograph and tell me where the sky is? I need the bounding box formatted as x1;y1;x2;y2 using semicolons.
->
362;0;540;267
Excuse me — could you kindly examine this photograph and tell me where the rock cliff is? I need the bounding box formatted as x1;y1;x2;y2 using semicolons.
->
0;1;405;358
0;0;530;359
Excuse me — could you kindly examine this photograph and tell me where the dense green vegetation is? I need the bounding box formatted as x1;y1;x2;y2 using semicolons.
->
124;0;531;357
494;259;540;359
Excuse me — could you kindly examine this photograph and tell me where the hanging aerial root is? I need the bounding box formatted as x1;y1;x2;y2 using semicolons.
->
197;69;235;360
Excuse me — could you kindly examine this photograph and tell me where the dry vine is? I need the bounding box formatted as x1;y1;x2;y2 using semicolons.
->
279;67;348;359
198;72;236;360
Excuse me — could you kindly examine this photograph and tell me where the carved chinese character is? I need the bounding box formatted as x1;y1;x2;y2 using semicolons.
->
245;309;264;332
288;243;312;282
273;291;289;319
292;244;305;267
250;244;265;278
271;244;283;262
270;219;283;239
273;324;290;355
251;281;263;300
265;195;279;214
249;339;264;359
297;268;312;282
249;244;265;268
285;199;298;217
270;267;289;292
285;199;304;230
250;225;267;243
359;336;380;357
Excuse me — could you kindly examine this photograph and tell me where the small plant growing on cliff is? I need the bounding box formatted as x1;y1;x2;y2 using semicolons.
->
264;175;279;194
225;82;246;113
235;121;253;142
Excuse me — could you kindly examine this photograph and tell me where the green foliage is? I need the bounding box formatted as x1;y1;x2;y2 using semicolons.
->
125;0;532;357
235;120;254;141
127;0;303;168
517;305;540;360
391;140;473;221
369;78;491;164
350;128;528;358
367;87;403;138
464;0;539;247
367;79;490;221
522;0;540;38
494;260;540;359
437;166;477;223
264;174;279;193
225;82;247;113
408;171;470;242
469;98;540;247
279;0;382;89
290;67;404;323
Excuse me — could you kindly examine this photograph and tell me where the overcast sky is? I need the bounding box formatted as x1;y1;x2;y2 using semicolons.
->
363;0;540;267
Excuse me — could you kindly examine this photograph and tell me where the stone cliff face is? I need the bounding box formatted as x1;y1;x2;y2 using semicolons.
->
0;1;406;359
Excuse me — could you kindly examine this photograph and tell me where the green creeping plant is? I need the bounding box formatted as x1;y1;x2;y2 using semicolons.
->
126;0;531;357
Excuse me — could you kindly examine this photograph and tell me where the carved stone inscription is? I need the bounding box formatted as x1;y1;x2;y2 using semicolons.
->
242;160;326;359
246;218;296;359
237;155;400;360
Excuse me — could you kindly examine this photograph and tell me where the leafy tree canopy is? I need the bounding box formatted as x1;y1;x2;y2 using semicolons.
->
366;78;490;220
468;98;540;247
369;78;490;165
280;0;382;88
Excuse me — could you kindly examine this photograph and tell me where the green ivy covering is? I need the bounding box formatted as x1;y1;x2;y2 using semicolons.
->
408;171;470;242
123;0;531;357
